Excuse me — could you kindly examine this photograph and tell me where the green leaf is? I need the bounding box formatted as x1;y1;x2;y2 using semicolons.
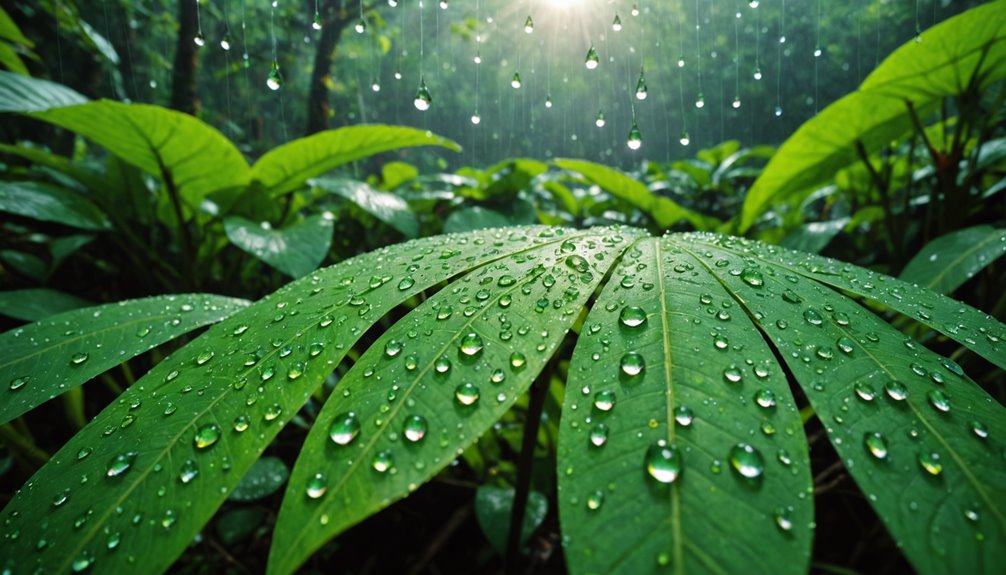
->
0;180;111;230
689;234;1006;575
0;42;28;76
554;159;715;229
900;225;1006;294
0;70;87;112
0;288;92;322
216;508;267;546
229;457;290;502
267;228;642;575
443;206;513;233
741;3;1006;232
30;101;250;208
780;218;850;254
311;178;419;238
224;215;334;279
0;294;249;424
0;7;34;47
558;236;813;575
380;161;419;189
251;125;461;198
475;486;548;556
0;227;584;575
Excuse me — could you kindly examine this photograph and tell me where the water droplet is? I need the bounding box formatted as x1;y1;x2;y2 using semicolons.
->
970;419;989;439
927;389;950;412
620;352;645;377
754;389;776;409
593;390;616;412
52;488;70;507
566;254;590;273
740;268;764;287
306;473;327;499
589;423;609;447
510;351;526;369
414;77;432;110
404;415;428;442
9;376;28;391
524;15;534;33
634;68;648;100
584;45;600;69
729;443;764;479
193;423;221;449
233;415;250;432
329;412;361;445
884;380;909;401
918;450;943;475
434;356;452;374
863;432;888;459
70;352;89;365
586;490;604;510
372;450;394;473
106;452;137;478
619;306;647;328
455;382;480;406
264;403;283;421
854;382;877;402
645;440;682;484
385;339;403;358
77;447;93;460
674;405;694;426
266;59;283;90
774;506;793;531
802;308;824;326
723;365;743;383
459;332;484;356
179;459;199;483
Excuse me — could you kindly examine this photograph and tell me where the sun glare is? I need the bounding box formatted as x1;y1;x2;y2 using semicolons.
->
545;0;578;9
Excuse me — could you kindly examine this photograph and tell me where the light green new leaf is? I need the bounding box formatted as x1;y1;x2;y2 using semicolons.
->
0;42;28;76
900;225;1006;294
0;227;587;575
692;235;1005;575
31;101;251;208
0;288;92;322
268;228;642;575
741;3;1006;232
311;177;419;238
0;70;87;112
554;159;714;229
558;236;813;575
0;8;34;47
251;125;461;197
224;215;334;279
0;180;111;231
0;294;249;424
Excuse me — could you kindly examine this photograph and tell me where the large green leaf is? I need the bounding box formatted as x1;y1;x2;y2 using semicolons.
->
740;3;1006;232
0;294;249;424
0;227;587;575
251;125;461;197
0;70;87;112
30;101;250;208
311;177;419;238
558;236;813;575
900;225;1006;294
0;288;92;322
224;215;334;279
0;180;111;231
0;8;34;47
267;228;641;575
554;159;714;229
689;234;1005;575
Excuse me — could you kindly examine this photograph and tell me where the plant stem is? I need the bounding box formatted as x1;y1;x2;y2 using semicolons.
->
855;140;900;262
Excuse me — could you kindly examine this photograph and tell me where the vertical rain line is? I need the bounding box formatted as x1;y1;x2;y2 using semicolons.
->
734;1;740;108
270;1;288;142
856;5;862;84
55;0;65;83
678;4;688;145
241;0;252;141
776;0;784;119
814;0;821;115
122;6;139;102
915;0;921;39
223;0;232;132
695;0;702;108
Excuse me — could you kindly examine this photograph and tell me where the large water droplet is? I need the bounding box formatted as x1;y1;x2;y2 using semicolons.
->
863;432;888;460
306;473;327;499
593;390;616;411
179;459;199;484
585;45;600;69
927;389;951;413
193;423;221;449
455;382;480;406
740;268;764;287
459;332;484;356
918;450;943;475
106;452;138;478
645;440;682;484
372;450;394;472
586;490;604;510
619;306;647;328
589;423;609;447
70;352;89;365
329;412;361;445
674;405;694;426
729;443;764;479
884;380;909;401
403;415;428;442
620;352;645;377
385;339;403;357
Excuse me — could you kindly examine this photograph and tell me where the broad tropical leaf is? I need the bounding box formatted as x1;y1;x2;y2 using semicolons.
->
900;225;1006;294
311;177;419;238
224;215;334;279
0;180;111;231
0;228;591;575
251;125;462;197
0;70;87;112
741;3;1006;232
0;288;92;322
558;236;813;575
267;227;642;574
0;294;249;424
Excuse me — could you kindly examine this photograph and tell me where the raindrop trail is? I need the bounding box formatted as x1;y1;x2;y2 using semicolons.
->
814;0;821;115
776;0;784;118
223;0;232;133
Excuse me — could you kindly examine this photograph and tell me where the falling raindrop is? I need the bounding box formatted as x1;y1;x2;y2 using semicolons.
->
585;45;600;70
414;77;432;111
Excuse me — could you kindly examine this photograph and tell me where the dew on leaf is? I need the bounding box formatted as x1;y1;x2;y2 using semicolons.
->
729;443;764;479
645;440;682;484
329;412;361;445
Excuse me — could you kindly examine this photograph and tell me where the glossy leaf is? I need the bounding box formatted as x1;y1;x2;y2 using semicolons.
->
311;177;419;238
900;225;1006;294
741;4;1006;232
443;206;514;233
224;215;334;279
690;234;1005;575
31;101;251;208
251;125;461;198
0;288;92;322
267;227;641;575
0;294;249;424
229;457;290;502
0;227;588;575
0;180;111;230
558;236;813;575
780;218;850;254
0;70;87;112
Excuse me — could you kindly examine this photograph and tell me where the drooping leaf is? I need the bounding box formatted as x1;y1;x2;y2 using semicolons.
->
224;215;334;279
475;486;548;556
0;228;588;575
558;236;813;575
251;125;461;198
0;70;87;112
0;288;92;322
553;159;716;229
0;294;249;424
267;228;642;575
30;101;251;208
0;42;28;75
690;234;1006;575
229;457;290;502
741;3;1006;232
780;218;850;254
0;180;111;230
900;225;1006;294
311;177;419;238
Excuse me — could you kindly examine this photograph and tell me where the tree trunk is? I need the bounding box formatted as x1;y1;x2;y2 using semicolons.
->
306;0;351;135
169;0;200;115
